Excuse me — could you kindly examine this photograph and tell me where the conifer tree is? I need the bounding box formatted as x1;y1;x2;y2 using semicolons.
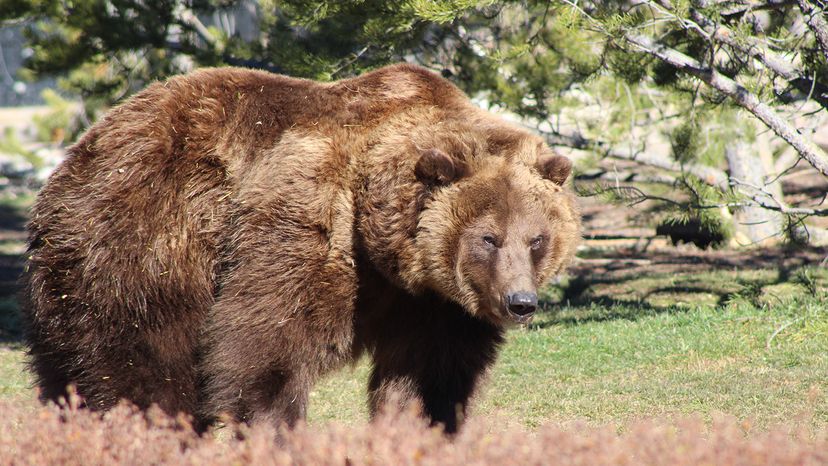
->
4;0;827;245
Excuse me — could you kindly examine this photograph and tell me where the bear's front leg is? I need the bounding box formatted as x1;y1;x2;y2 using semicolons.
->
368;366;470;433
364;296;504;433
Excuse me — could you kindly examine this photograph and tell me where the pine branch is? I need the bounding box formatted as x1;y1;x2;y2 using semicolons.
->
795;0;828;61
581;183;828;243
729;177;828;215
681;5;828;109
584;183;828;215
623;32;828;178
534;127;731;189
174;5;219;48
693;0;796;16
533;128;828;215
167;7;283;73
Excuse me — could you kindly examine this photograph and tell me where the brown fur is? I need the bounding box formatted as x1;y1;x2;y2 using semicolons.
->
22;64;580;433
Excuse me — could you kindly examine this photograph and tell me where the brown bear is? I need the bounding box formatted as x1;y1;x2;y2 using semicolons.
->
22;63;580;433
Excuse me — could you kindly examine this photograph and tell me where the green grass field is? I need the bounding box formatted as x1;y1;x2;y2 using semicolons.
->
0;189;825;430
308;266;828;428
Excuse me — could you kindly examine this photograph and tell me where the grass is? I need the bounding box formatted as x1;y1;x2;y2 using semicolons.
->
306;266;828;428
1;244;826;429
482;298;826;428
0;345;30;398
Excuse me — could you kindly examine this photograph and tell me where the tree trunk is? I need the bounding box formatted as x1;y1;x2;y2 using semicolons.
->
725;137;785;246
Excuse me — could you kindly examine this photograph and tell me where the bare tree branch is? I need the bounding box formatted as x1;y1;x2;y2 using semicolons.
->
624;32;828;178
795;0;828;60
0;17;33;27
534;127;731;189
576;169;679;185
584;182;828;215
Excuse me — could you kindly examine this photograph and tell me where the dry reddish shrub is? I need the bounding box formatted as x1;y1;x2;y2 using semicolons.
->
1;393;826;466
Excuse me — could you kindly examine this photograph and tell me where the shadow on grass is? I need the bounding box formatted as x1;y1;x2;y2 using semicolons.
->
0;202;28;345
536;257;827;329
531;296;689;329
0;203;27;231
0;257;24;344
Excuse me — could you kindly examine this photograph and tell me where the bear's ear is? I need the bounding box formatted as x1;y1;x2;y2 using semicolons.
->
535;153;572;185
415;148;462;187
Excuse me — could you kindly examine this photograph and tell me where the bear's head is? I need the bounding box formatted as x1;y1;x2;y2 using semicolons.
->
359;116;580;326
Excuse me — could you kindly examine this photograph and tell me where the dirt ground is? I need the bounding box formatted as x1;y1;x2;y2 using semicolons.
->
575;190;826;273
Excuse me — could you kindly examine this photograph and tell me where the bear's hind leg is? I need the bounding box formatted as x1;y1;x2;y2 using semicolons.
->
248;369;310;428
201;353;313;429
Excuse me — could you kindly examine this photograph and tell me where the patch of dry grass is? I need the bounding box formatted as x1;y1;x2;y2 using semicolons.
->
2;393;827;466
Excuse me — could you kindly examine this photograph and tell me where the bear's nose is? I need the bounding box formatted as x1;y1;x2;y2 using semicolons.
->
507;292;538;316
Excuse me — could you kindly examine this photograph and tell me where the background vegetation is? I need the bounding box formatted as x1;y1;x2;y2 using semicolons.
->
4;0;828;245
1;2;827;463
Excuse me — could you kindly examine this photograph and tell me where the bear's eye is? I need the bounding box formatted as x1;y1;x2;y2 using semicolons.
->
530;236;544;250
482;235;498;247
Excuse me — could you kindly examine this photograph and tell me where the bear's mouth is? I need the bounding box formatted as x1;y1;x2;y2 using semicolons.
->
506;308;535;324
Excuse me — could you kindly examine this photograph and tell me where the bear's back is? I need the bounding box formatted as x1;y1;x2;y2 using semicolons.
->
21;63;480;415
